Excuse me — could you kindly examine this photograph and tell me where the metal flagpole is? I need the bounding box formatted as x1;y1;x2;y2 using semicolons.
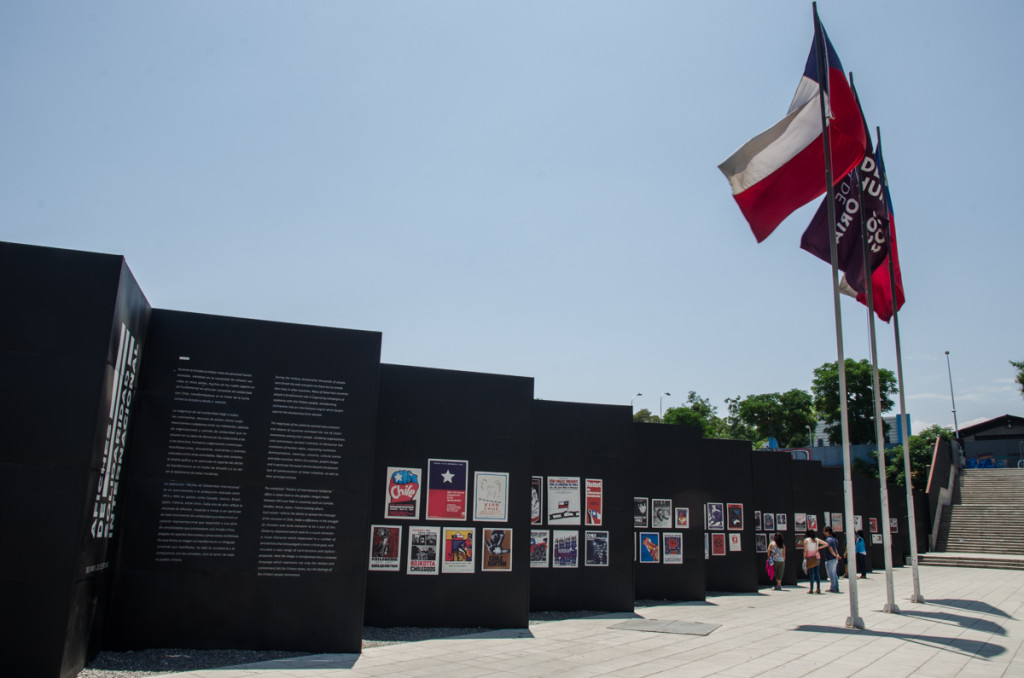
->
813;2;863;629
877;127;924;603
856;158;899;614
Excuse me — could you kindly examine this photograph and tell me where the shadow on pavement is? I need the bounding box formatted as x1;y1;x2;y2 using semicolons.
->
925;598;1014;619
794;625;1006;659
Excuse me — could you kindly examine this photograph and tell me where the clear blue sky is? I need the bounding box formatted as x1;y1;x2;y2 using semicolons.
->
3;1;1021;435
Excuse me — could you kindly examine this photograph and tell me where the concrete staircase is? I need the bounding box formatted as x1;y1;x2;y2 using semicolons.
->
920;468;1024;570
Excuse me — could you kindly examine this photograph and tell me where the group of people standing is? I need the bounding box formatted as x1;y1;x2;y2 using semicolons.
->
765;527;868;593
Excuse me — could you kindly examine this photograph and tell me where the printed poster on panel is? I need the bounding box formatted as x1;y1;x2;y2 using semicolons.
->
755;533;767;553
633;497;649;528
728;533;742;552
426;459;469;521
890;518;899;533
482;528;512;571
552;530;578;568
385;466;421;520
530;476;544;524
368;525;402;571
807;514;818;532
854;514;864;531
794;512;808;533
711;533;726;556
754;510;762;531
584;478;603;526
675;507;689;529
652;499;672;528
584;530;609;566
869;517;879;532
762;511;775;532
776;513;788;531
831;512;844;532
639;532;660;563
473;471;509;522
706;502;724;530
442;527;475;573
871;533;883;544
407;525;440;575
727;503;743;530
547;476;581;525
530;530;550;568
663;532;683;564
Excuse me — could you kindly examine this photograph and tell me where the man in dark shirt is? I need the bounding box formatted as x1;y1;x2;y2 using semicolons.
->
822;526;841;593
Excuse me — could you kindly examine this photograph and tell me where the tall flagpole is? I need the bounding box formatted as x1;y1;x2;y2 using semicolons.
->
848;76;897;613
813;2;863;629
878;127;924;603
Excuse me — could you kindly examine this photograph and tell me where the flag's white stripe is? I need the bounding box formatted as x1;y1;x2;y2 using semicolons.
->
718;87;827;195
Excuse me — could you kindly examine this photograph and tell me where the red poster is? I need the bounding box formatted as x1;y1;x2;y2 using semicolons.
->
585;478;603;526
426;459;468;521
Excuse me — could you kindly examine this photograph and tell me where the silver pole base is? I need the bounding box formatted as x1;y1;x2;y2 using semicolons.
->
846;615;865;629
911;594;926;604
883;603;901;614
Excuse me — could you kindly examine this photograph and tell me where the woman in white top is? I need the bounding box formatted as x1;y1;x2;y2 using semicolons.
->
801;530;829;594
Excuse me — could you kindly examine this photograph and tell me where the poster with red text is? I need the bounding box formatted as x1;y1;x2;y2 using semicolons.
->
385;466;421;519
585;478;603;525
426;458;468;521
368;525;401;571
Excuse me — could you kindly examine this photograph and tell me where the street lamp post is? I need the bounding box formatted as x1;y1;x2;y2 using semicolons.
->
631;393;643;412
945;351;960;439
660;392;671;419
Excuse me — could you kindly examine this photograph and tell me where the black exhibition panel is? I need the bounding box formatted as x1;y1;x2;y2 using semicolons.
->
789;459;825;583
529;400;634;613
913;488;930;556
852;471;879;574
887;482;908;566
820;467;847;551
0;242;151;678
750;451;794;587
700;438;758;593
632;422;706;601
364;364;534;628
107;309;382;654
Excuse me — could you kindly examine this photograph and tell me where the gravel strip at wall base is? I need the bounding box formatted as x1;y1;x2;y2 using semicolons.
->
77;611;605;678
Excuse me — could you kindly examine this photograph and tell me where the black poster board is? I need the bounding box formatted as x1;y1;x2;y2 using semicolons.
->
852;471;879;574
789;459;825;583
530;401;634;612
364;364;534;628
108;310;381;653
632;423;705;601
887;481;908;567
0;243;150;678
701;439;757;593
751;451;794;586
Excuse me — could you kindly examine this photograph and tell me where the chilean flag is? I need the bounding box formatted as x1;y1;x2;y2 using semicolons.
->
719;20;867;242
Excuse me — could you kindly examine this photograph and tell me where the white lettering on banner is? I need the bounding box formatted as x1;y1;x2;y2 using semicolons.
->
90;323;140;539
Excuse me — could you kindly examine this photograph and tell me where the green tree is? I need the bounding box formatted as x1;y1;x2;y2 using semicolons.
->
633;408;660;424
723;396;759;442
733;389;816;448
1012;360;1024;399
853;425;954;486
662;391;725;438
811;359;897;445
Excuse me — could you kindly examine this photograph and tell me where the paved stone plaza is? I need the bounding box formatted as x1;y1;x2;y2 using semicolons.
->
166;564;1024;677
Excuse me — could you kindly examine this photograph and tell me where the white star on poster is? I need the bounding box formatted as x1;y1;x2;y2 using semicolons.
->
441;470;454;484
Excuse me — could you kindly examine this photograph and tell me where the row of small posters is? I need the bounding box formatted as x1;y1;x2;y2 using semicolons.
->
635;531;684;564
530;529;609;567
633;498;690;529
753;511;895;543
385;460;509;522
531;476;603;526
369;525;513;573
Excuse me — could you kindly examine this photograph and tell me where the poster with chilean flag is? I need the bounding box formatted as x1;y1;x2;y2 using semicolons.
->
719;13;866;242
426;458;469;521
385;466;421;520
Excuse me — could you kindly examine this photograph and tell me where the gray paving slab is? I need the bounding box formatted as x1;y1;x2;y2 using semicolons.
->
161;564;1024;677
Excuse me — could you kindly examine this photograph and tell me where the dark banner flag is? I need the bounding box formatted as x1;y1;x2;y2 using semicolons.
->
800;149;889;295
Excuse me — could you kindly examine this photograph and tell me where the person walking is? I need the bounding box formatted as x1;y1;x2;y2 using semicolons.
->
768;533;786;590
801;530;828;594
822;526;842;593
855;530;868;579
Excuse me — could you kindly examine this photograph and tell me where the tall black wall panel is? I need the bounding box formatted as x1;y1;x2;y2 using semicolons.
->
888;482;908;566
789;460;825;583
701;439;757;593
108;310;381;653
364;364;534;628
0;243;150;678
530;401;634;612
751;452;794;586
632;423;706;601
852;471;879;573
